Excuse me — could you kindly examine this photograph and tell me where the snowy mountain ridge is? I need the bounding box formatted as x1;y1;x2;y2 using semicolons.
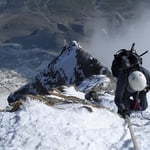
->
35;41;112;88
1;41;150;150
7;41;113;103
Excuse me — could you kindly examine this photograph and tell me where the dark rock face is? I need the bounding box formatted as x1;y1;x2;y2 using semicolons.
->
7;41;112;103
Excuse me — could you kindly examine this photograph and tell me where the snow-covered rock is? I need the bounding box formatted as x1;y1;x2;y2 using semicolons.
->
7;41;113;103
35;41;111;88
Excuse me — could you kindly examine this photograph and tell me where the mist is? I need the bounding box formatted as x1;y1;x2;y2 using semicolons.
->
86;5;150;70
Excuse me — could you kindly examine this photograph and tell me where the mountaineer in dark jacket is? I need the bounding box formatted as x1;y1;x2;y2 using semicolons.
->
111;46;150;118
114;67;150;118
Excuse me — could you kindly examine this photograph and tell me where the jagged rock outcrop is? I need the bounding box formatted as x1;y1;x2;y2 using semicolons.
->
35;41;111;89
7;41;114;103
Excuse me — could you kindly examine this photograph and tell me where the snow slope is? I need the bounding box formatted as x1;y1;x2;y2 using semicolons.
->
0;93;123;150
1;87;150;150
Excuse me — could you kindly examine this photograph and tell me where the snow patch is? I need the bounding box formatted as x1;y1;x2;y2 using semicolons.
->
62;86;85;99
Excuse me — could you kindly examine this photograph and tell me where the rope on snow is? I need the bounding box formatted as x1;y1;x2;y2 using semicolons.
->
125;115;140;150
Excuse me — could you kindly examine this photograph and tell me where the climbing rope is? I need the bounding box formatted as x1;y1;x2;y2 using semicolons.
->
125;115;140;150
140;110;150;120
135;92;150;120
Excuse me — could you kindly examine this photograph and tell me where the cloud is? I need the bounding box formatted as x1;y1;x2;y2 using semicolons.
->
85;4;150;70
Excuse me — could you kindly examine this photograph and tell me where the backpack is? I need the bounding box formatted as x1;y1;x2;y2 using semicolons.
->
111;48;142;77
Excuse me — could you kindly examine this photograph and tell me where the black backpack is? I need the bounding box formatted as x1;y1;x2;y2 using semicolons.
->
111;44;143;77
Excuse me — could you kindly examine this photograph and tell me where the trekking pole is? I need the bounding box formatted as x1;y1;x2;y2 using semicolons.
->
125;115;140;150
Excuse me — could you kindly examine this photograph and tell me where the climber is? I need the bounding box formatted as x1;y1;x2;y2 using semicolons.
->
111;43;150;118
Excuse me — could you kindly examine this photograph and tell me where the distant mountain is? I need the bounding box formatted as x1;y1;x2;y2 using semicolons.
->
0;0;148;51
7;41;114;103
0;43;56;96
0;43;56;79
0;0;96;51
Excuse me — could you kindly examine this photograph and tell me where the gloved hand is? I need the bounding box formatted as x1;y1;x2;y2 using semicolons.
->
118;103;130;118
118;109;130;119
118;103;125;110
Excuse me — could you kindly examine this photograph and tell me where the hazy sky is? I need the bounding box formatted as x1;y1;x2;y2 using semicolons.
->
86;5;150;70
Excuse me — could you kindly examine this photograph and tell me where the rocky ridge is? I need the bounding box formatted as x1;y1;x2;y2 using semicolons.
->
7;41;114;104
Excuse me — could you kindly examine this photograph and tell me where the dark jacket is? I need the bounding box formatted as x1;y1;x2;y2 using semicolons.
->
114;66;150;111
